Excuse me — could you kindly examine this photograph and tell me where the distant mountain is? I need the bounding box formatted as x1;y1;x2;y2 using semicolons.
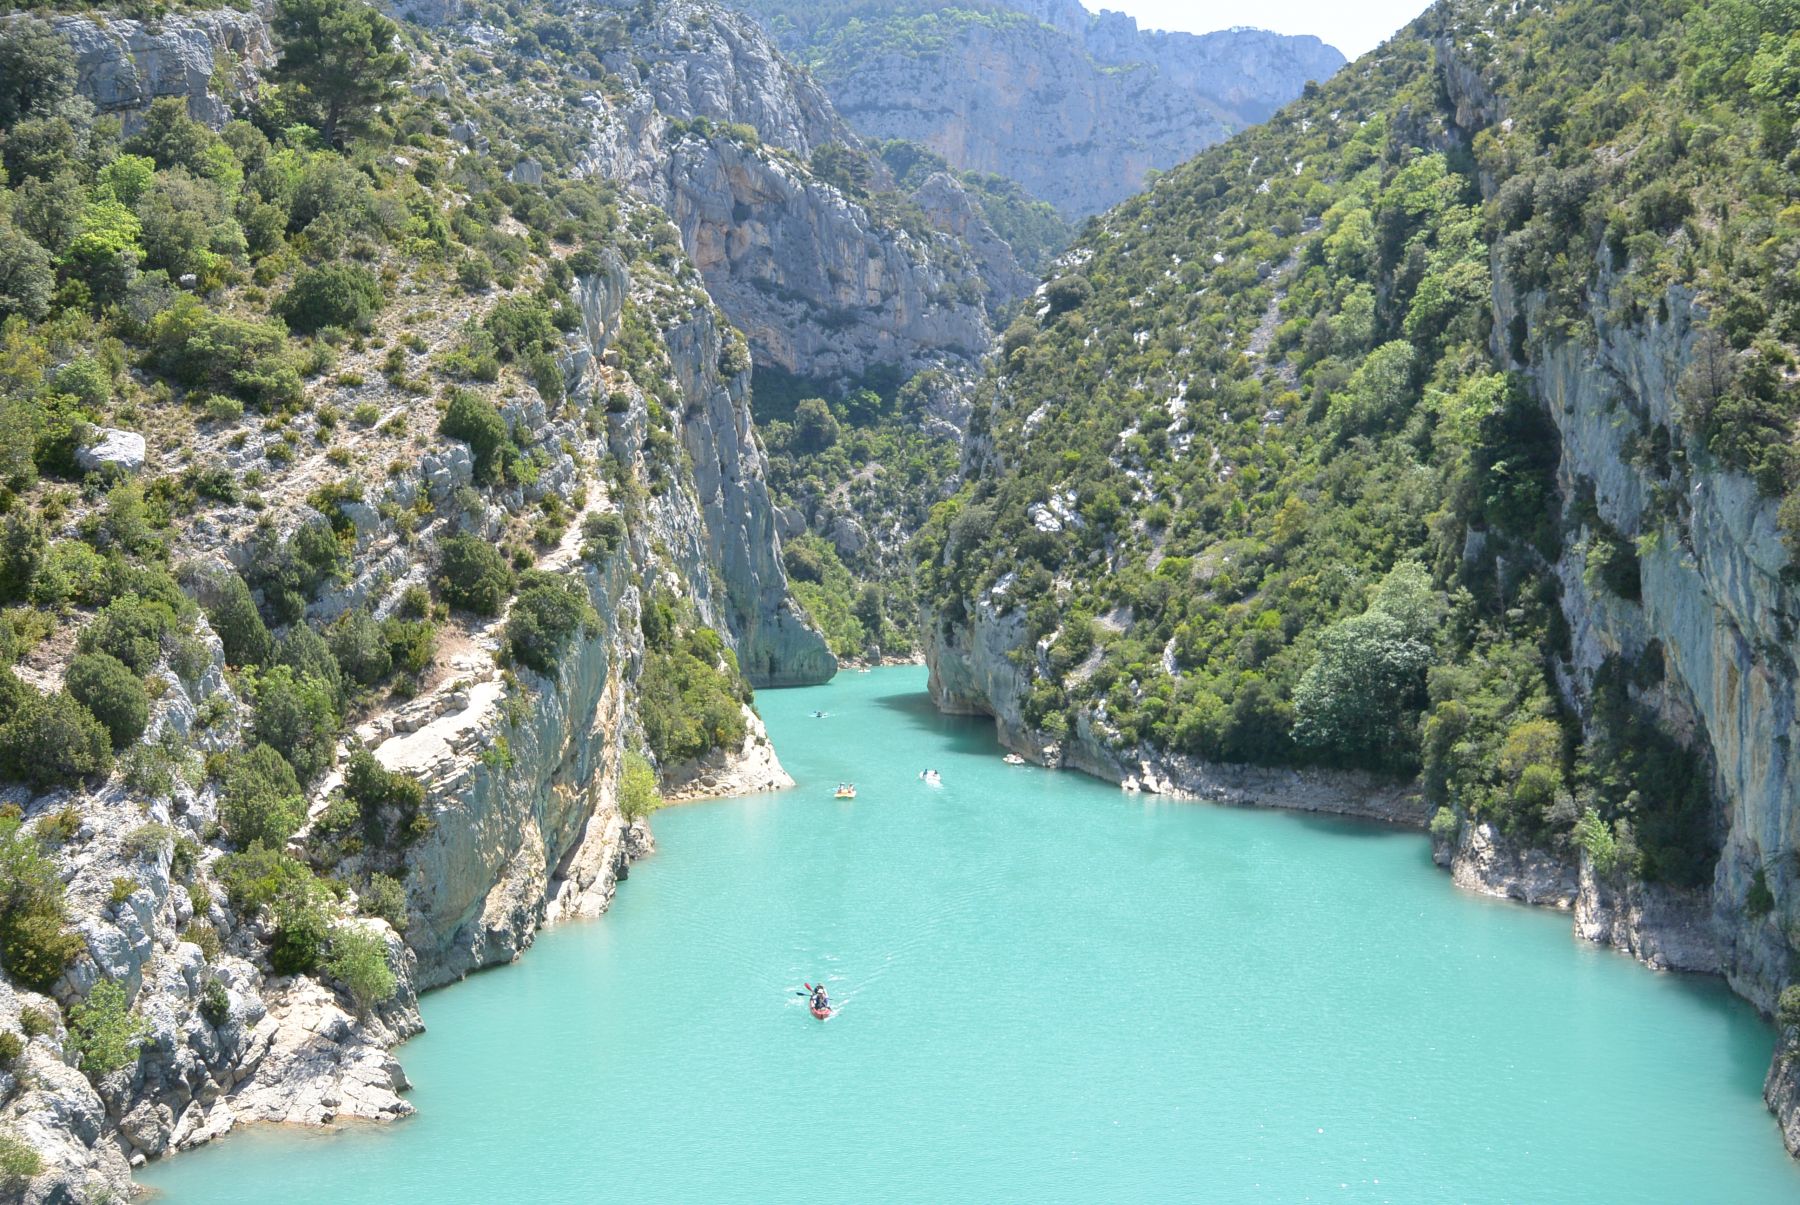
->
732;0;1345;218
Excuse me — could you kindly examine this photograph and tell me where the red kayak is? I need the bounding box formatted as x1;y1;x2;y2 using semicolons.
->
810;1002;832;1020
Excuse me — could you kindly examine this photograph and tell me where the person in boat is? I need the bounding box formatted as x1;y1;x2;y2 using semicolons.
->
810;984;829;1013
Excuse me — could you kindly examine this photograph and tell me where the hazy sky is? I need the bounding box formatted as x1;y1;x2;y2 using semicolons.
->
1099;0;1431;60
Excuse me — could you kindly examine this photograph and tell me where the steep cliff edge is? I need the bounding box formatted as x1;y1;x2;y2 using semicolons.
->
0;3;836;1197
917;0;1800;1155
735;0;1345;219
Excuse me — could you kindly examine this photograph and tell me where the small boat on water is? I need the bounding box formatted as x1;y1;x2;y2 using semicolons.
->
1003;753;1026;766
919;769;942;787
834;782;857;799
810;710;830;718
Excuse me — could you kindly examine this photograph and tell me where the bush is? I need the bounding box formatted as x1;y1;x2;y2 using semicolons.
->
149;296;302;412
343;748;425;845
1779;986;1800;1034
19;1007;53;1038
505;571;594;672
0;812;83;991
483;296;557;360
77;595;178;674
199;976;230;1027
439;389;510;483
276;263;384;333
0;1031;20;1067
64;652;149;748
438;534;513;615
638;629;749;765
328;608;391;687
620;753;661;821
0;512;46;603
251;666;339;782
0;1132;40;1190
325;924;396;1015
270;883;330;975
67;979;149;1077
202;568;274;667
0;687;113;789
358;872;407;930
219;743;306;849
216;844;312;914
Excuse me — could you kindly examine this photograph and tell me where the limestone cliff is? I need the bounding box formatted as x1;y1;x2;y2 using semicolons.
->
570;0;997;387
738;0;1345;219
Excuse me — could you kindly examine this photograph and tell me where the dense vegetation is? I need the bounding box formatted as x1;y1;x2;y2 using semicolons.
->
921;0;1800;888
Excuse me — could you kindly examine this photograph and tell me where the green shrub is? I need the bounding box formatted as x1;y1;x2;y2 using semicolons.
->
64;651;149;748
276;263;384;333
505;571;594;673
0;1132;40;1190
343;748;425;846
33;804;80;846
276;622;345;704
0;512;47;604
483;296;558;360
251;666;339;782
328;608;391;687
0;687;113;789
199;976;230;1027
437;534;513;615
620;753;661;822
67;979;149;1077
149;296;302;412
219;742;306;850
358;872;408;930
1749;868;1776;920
202;569;274;667
270;882;330;975
217;844;314;914
109;876;138;906
1779;986;1800;1034
0;1031;20;1068
18;1007;53;1038
638;626;749;765
439;389;510;483
77;595;179;674
325;924;396;1014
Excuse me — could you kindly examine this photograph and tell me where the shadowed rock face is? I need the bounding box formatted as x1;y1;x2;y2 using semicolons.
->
45;9;273;129
576;0;997;389
737;0;1345;219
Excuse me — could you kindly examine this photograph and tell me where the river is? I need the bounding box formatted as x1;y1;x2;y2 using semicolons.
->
139;665;1800;1201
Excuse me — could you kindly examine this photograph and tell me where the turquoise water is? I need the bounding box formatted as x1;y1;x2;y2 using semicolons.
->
142;666;1800;1202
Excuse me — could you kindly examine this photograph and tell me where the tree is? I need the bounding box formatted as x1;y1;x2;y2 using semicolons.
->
0;510;46;603
619;753;662;821
252;666;339;781
0;814;85;991
506;572;593;672
793;397;839;452
438;390;510;483
0;18;75;128
67;980;150;1077
204;569;274;667
438;534;513;614
276;262;384;333
325;924;396;1014
0;221;53;323
64;652;149;749
220;743;307;849
270;0;406;147
0;688;113;788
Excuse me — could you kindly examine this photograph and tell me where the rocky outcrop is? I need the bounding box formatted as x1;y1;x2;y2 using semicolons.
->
746;1;1344;218
925;590;1427;825
911;171;1035;309
47;8;273;128
572;0;994;387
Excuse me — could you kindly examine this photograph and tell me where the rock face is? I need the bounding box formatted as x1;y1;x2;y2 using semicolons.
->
573;0;995;388
74;427;146;475
925;590;1427;825
45;8;273;128
742;0;1344;218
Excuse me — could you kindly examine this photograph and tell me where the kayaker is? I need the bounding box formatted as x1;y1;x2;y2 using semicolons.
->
810;984;829;1013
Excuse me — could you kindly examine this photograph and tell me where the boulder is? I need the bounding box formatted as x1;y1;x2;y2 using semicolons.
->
76;428;146;475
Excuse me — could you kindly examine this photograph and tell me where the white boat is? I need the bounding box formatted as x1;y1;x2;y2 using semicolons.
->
920;770;942;787
834;782;856;799
1003;753;1026;766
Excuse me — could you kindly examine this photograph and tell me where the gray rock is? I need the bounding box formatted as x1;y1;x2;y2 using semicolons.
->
49;9;274;129
75;428;146;475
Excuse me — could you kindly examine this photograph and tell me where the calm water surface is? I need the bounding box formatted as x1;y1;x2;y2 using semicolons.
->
141;666;1800;1202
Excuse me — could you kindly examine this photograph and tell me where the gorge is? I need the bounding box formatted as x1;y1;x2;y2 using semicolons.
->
2;0;1800;1200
